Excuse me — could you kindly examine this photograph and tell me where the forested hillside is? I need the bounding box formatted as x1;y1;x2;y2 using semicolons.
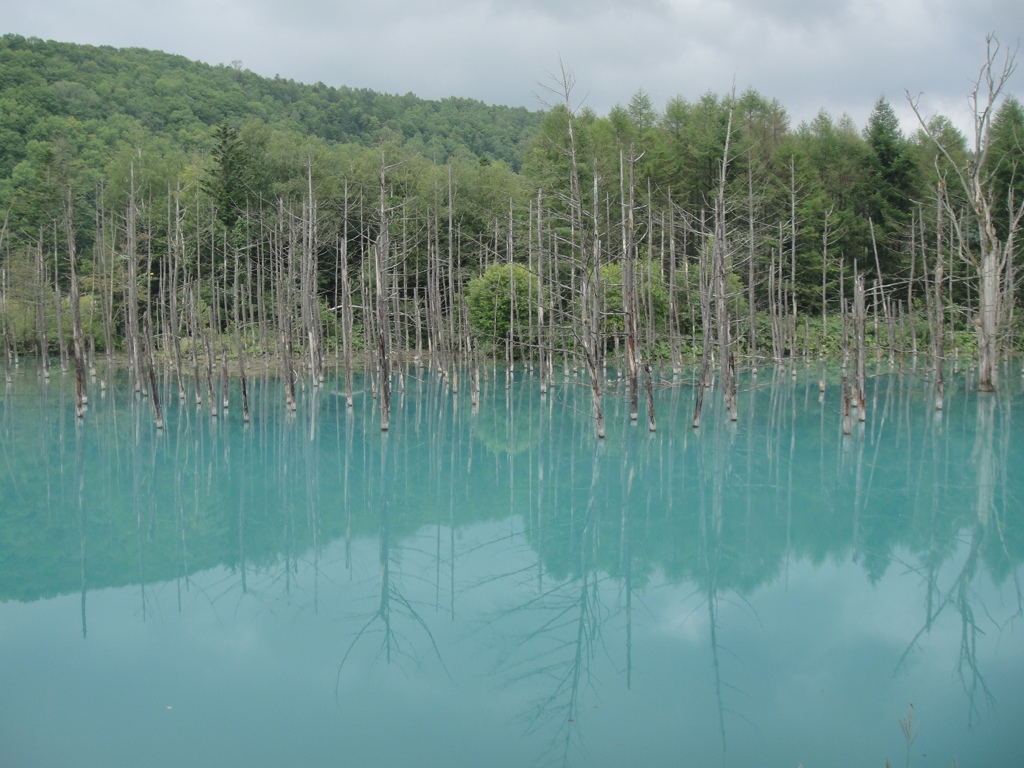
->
0;33;543;177
1;33;1023;428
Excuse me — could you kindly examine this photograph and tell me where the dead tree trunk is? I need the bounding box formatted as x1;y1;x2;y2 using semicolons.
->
934;180;947;410
375;148;394;432
53;238;68;374
35;235;49;380
169;186;187;402
715;103;737;422
693;231;714;430
65;189;87;417
621;148;640;422
1;263;12;384
125;165;142;390
233;246;250;423
853;271;867;422
301;162;322;387
909;36;1024;392
142;310;163;430
583;164;605;439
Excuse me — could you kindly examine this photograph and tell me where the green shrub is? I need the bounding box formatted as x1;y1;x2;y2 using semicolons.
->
465;262;543;353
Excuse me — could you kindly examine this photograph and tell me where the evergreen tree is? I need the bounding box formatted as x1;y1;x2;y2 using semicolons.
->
988;96;1024;241
863;97;915;276
204;124;247;229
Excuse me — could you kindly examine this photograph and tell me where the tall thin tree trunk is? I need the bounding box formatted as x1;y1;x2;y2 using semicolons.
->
126;165;142;390
853;270;867;422
376;148;393;431
35;234;50;379
234;246;250;423
621;149;640;422
65;189;87;417
934;181;946;410
142;310;163;429
716;104;737;422
53;236;68;374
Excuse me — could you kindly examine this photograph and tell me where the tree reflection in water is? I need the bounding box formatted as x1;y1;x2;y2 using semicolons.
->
896;391;1023;727
0;362;1022;767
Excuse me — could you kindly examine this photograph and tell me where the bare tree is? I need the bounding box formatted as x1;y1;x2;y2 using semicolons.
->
714;103;738;422
375;146;400;432
64;188;87;418
538;61;607;438
909;35;1024;392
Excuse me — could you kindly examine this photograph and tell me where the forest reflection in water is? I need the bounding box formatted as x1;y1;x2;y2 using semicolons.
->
0;360;1022;768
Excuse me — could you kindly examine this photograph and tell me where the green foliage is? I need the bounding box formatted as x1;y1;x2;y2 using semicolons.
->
599;259;670;335
0;34;544;177
1;291;107;352
2;32;1020;372
988;96;1024;242
912;115;968;181
671;258;749;335
465;262;541;351
863;96;917;275
644;92;734;210
203;124;247;229
521;103;597;210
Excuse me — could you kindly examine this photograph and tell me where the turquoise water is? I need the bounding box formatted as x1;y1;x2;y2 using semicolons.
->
1;361;1022;768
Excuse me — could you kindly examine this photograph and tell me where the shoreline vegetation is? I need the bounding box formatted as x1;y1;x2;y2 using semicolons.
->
2;34;1023;434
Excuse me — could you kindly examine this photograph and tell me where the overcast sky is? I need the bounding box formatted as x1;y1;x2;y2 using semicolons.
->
4;0;1022;136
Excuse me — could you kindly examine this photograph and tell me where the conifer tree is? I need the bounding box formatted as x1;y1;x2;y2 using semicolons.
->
864;97;915;277
204;124;247;230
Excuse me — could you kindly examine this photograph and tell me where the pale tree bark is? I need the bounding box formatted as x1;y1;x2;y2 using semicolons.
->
909;36;1024;392
620;148;640;422
1;257;11;384
35;234;49;380
125;165;142;390
692;225;713;429
301;161;322;388
852;271;867;422
53;239;67;374
142;309;163;429
375;146;396;432
934;178;947;410
65;188;87;417
714;104;738;422
583;163;605;439
168;185;187;402
542;61;605;438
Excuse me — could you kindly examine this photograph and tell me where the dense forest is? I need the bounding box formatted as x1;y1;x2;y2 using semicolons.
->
1;33;1023;430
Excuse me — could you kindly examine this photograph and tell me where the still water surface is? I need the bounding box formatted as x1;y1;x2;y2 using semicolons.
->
1;362;1022;768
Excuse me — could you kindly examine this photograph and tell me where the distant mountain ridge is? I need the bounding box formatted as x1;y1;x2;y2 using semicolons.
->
0;33;545;175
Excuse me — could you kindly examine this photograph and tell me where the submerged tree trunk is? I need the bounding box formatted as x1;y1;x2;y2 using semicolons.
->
53;240;67;374
143;310;163;429
65;189;87;418
934;183;946;410
375;148;394;432
125;165;142;390
233;246;250;423
643;361;656;432
715;103;737;422
693;231;714;430
1;262;11;384
621;149;640;422
169;186;187;402
35;236;50;380
583;165;605;439
853;271;867;422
